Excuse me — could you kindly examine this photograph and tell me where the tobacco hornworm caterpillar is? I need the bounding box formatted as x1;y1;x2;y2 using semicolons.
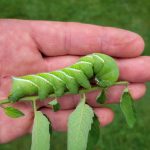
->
8;53;119;102
0;53;136;150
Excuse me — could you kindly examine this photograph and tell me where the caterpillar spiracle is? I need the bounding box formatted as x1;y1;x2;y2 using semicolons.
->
8;53;119;102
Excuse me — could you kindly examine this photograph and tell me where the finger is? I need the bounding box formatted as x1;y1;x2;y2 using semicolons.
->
1;54;147;101
41;107;114;131
1;55;149;98
44;55;150;82
0;54;147;101
117;56;150;82
28;21;144;57
0;102;33;144
38;83;146;109
44;55;79;71
0;76;12;99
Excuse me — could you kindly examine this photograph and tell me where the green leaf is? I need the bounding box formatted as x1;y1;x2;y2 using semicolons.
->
49;99;60;112
120;88;136;128
31;111;51;150
87;115;100;150
96;89;106;104
4;106;24;118
68;97;94;150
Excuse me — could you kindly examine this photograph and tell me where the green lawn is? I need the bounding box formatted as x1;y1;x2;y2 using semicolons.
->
0;0;150;149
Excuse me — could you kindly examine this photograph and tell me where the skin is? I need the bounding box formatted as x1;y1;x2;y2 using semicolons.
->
0;19;149;144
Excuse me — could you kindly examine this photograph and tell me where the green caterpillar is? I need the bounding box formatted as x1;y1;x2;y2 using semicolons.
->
8;53;119;102
0;53;136;150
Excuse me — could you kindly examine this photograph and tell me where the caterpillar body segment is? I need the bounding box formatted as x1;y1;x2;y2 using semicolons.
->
79;54;104;74
70;61;93;79
9;77;38;102
37;73;66;97
8;53;119;101
50;70;79;94
22;75;53;100
62;68;91;89
94;54;119;82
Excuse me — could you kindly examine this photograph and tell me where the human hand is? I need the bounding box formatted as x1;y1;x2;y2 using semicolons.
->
0;19;149;143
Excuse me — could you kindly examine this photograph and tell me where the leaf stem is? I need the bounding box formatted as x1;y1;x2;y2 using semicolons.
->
0;81;129;104
0;99;10;105
32;100;37;115
113;81;129;86
15;86;101;102
80;93;86;102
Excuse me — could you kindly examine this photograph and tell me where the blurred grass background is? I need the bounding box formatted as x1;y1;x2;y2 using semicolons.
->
0;0;150;149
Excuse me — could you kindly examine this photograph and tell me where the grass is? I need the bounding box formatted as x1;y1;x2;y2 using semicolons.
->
0;0;150;149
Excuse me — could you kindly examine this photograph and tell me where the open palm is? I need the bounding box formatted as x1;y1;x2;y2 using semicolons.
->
0;19;149;143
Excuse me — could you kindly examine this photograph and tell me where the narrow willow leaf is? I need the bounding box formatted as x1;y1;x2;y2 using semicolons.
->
87;115;100;150
31;111;50;150
4;107;24;118
43;114;53;134
68;98;94;150
120;88;136;128
96;89;106;104
48;99;60;112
